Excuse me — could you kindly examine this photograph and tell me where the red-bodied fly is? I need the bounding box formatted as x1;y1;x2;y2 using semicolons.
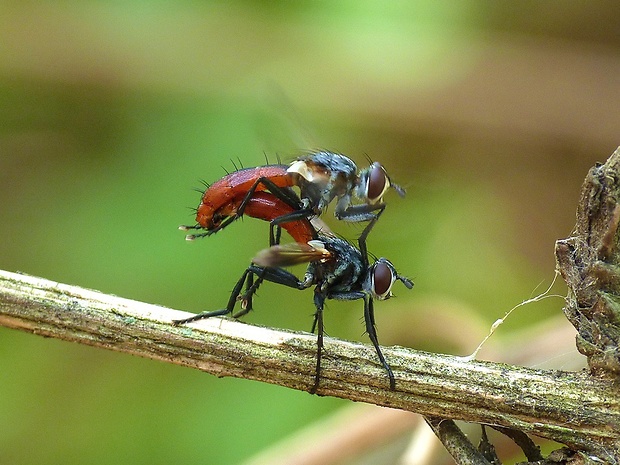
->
180;151;405;253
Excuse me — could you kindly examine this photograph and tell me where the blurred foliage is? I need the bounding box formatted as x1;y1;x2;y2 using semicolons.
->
0;2;618;464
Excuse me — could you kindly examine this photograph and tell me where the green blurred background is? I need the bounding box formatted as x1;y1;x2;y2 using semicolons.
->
1;2;618;464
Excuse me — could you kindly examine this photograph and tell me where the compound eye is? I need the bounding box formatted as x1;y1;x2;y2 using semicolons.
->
366;162;388;202
372;261;394;299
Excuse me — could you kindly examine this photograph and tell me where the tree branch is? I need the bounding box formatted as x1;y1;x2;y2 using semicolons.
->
425;417;492;465
0;269;618;461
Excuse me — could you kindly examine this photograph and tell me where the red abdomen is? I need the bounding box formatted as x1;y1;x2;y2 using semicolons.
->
196;165;293;229
243;191;315;244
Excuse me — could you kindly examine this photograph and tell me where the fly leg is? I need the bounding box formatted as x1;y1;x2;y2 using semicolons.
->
268;208;316;246
236;266;321;393
310;291;326;394
237;264;309;312
334;202;386;267
363;295;395;390
172;268;255;325
334;201;385;223
357;205;385;267
233;178;315;245
325;289;396;389
234;269;258;317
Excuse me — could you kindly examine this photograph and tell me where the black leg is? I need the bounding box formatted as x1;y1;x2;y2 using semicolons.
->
172;268;254;325
247;265;306;289
234;178;317;247
171;307;230;325
356;205;385;268
363;296;395;390
175;263;308;327
268;207;316;246
183;214;238;240
310;291;326;394
234;268;260;318
235;177;300;220
335;202;385;223
238;262;311;313
236;266;276;317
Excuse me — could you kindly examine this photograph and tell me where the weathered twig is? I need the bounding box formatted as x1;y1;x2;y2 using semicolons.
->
425;417;492;465
0;269;618;461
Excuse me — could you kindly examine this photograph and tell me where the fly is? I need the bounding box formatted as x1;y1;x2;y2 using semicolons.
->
173;230;413;392
180;152;404;254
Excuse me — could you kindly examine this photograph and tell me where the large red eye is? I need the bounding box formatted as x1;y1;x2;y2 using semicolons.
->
367;163;388;201
373;261;394;298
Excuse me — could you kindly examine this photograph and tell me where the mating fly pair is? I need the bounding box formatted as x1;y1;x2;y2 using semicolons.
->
174;151;412;392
